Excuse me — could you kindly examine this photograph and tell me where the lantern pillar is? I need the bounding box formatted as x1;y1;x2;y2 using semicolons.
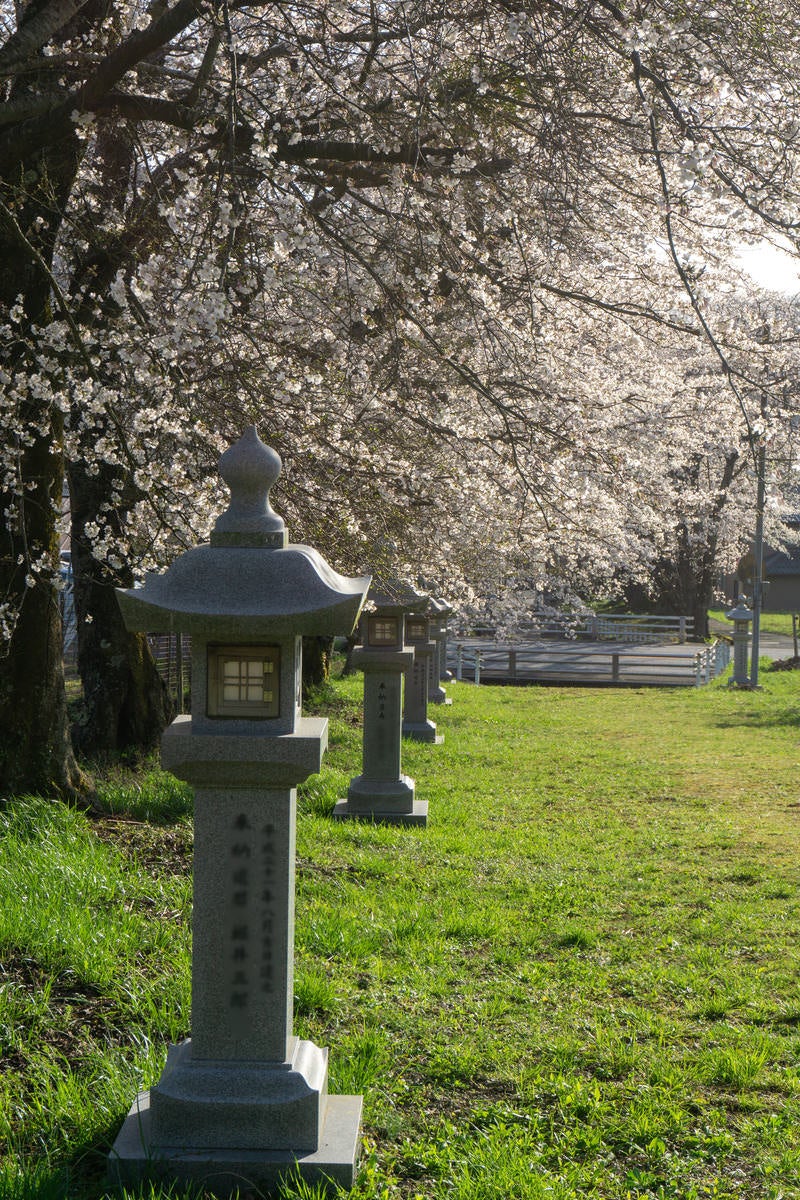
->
402;613;442;744
334;602;427;825
726;602;753;688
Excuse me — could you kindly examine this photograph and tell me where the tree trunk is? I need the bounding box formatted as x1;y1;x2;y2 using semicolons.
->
629;452;740;643
0;107;89;796
302;636;334;694
0;369;87;795
68;459;174;757
341;632;360;675
0;468;87;798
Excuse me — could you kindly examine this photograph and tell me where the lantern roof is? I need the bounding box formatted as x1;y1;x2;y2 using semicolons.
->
366;577;428;616
725;602;754;623
116;428;370;637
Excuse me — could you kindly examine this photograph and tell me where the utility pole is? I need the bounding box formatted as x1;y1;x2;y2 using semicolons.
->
750;438;766;687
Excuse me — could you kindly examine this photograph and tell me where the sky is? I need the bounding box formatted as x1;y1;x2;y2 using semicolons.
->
736;241;800;294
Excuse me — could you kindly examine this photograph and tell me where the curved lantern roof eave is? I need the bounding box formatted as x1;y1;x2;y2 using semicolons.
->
365;578;430;616
116;542;371;638
725;602;754;624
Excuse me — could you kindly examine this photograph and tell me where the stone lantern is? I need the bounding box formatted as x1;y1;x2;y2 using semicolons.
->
402;610;442;744
726;600;753;687
334;588;427;826
427;598;453;706
109;428;370;1194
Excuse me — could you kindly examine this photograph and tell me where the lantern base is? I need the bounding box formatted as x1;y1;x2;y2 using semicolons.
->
108;1089;362;1196
146;1038;327;1151
402;719;442;744
334;774;427;826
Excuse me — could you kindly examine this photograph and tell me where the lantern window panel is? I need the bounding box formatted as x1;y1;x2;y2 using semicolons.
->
405;618;428;643
368;616;400;646
208;645;280;718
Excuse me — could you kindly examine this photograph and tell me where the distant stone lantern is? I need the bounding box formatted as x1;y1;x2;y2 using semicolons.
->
726;600;753;687
110;428;370;1195
334;589;427;825
402;609;442;744
427;598;453;706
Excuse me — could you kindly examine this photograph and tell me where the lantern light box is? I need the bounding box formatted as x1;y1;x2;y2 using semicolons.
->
207;645;281;718
366;615;401;648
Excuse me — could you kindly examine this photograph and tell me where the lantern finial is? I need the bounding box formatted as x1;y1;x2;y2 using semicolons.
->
211;426;288;548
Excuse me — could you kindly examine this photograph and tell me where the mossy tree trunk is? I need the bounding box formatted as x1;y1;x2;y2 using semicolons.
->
302;636;334;694
0;132;88;797
68;459;174;757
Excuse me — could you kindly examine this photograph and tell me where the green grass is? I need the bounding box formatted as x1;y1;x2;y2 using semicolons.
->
2;662;800;1199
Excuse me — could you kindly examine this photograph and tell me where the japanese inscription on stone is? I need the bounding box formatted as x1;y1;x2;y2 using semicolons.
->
228;812;277;1014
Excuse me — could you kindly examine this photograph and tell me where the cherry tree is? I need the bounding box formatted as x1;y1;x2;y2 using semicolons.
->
1;0;799;795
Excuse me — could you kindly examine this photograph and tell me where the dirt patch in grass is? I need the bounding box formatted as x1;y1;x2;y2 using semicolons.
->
0;954;128;1068
90;814;193;877
768;656;800;671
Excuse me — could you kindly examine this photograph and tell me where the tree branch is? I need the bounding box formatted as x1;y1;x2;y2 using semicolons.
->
0;0;91;77
78;0;206;108
92;90;197;129
275;134;513;177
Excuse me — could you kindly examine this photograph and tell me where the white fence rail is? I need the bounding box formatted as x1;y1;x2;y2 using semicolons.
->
590;614;694;643
452;640;730;688
491;612;695;645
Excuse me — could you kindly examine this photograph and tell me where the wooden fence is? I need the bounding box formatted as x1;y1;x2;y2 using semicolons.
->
512;611;694;644
149;634;191;712
450;640;730;688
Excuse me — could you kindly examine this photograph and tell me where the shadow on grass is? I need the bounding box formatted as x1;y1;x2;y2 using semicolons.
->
713;704;800;731
0;1119;121;1200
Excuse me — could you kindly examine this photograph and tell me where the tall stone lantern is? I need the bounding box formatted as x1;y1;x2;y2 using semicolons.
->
402;610;443;744
109;428;370;1194
726;600;753;688
427;598;453;706
334;588;427;826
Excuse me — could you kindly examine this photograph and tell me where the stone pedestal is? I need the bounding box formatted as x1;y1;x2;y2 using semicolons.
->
109;719;361;1193
334;647;427;825
110;1090;362;1195
402;639;442;744
428;629;452;705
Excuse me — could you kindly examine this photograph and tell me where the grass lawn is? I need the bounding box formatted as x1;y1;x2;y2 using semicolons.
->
1;662;799;1200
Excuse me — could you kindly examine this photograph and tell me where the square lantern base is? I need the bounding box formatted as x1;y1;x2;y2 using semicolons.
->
332;798;428;826
108;1090;362;1196
402;720;443;744
334;774;427;826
